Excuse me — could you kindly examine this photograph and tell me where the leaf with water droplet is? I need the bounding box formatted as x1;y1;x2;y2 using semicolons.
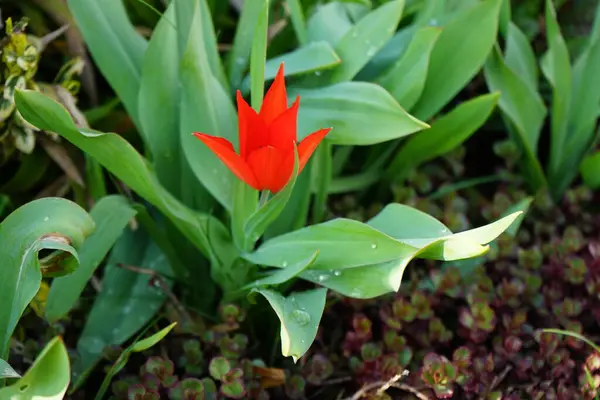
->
243;251;318;291
252;288;327;362
0;358;20;379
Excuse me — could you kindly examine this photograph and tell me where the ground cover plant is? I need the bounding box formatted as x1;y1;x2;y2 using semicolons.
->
0;0;598;398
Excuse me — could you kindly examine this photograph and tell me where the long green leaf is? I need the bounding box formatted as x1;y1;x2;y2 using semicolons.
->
541;0;572;190
46;196;137;323
0;199;94;358
484;46;547;191
286;0;309;45
412;0;502;120
0;337;69;399
179;0;238;211
387;93;499;182
250;0;269;110
581;151;600;189
292;82;428;145
306;2;353;46
15;89;230;265
504;22;538;92
67;0;147;132
376;26;441;110
138;3;181;197
329;0;405;83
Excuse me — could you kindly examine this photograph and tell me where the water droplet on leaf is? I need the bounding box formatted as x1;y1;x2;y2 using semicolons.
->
371;243;378;249
282;261;288;267
333;270;342;277
291;310;311;326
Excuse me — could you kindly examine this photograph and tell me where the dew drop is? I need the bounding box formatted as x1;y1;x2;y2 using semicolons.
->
333;270;342;277
367;47;377;57
43;216;49;222
291;310;311;326
317;274;329;282
282;261;288;267
351;288;363;298
236;57;246;65
314;71;322;76
429;18;438;26
371;243;378;249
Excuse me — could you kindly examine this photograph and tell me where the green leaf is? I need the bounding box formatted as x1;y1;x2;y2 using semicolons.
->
357;25;416;81
307;2;353;46
67;0;147;131
45;195;137;323
581;151;600;189
329;0;405;83
299;205;522;298
178;1;238;211
250;0;269;110
504;22;538;92
0;150;50;194
376;26;441;110
0;337;69;399
311;141;332;223
72;228;171;390
15;89;229;265
0;359;20;379
541;329;600;355
292;82;428;145
94;322;177;400
286;0;308;45
483;46;547;191
253;288;326;361
228;0;266;90
541;0;572;189
502;197;533;237
130;322;177;352
0;198;94;358
138;3;181;197
232;181;259;252
387;92;499;182
243;251;319;291
412;0;502;120
241;41;341;93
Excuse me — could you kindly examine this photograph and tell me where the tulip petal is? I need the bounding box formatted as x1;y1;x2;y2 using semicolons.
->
193;133;260;189
236;91;268;158
297;128;332;172
268;96;299;152
260;63;288;124
246;146;287;193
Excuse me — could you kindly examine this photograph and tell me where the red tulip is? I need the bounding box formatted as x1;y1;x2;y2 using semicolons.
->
194;64;331;193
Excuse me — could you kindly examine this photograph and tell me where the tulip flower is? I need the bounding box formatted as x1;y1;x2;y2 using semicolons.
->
194;64;331;193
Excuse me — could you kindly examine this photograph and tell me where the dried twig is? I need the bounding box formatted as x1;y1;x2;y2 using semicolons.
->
343;372;411;400
489;365;512;393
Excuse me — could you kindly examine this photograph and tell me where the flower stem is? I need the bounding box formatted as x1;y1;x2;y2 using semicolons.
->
258;190;271;208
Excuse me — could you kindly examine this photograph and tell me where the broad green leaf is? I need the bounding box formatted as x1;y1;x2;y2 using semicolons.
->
244;150;300;249
0;359;20;379
130;322;177;352
228;0;266;90
240;41;341;93
67;0;147;131
376;26;441;110
298;206;522;298
72;228;171;389
307;2;353;46
541;0;572;187
0;198;93;358
387;93;499;182
250;0;269;110
253;288;326;361
504;22;538;92
286;0;309;45
581;151;600;189
484;47;547;191
0;337;69;399
246;218;416;270
15;89;229;264
95;322;177;400
45;196;137;323
292;82;428;145
243;251;319;290
138;4;181;197
179;1;238;211
329;0;405;83
412;0;502;120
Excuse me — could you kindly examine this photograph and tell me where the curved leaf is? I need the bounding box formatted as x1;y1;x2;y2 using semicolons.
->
0;359;20;379
0;198;94;357
293;82;428;145
253;288;326;362
0;337;69;399
46;195;137;323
